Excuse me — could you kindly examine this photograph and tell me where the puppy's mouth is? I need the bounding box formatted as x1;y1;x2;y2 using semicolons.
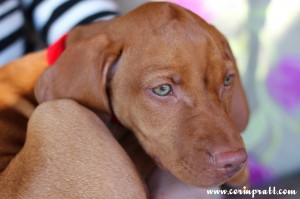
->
223;162;245;178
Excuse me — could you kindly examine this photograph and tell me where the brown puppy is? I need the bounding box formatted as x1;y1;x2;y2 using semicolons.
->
34;2;249;188
0;2;249;197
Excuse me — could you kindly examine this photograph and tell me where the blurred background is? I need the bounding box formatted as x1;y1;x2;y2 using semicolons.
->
1;0;299;197
117;0;300;196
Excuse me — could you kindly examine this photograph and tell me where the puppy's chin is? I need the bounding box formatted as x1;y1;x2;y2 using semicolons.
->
157;157;245;188
172;168;238;188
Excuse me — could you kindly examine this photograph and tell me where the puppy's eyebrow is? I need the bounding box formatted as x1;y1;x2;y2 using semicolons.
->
225;60;235;73
140;63;184;84
171;75;182;85
142;71;182;88
142;64;178;77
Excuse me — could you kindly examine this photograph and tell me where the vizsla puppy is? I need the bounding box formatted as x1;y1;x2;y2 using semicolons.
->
0;2;249;198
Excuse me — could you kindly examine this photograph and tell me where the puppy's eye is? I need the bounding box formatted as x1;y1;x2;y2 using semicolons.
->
224;75;234;86
152;84;172;96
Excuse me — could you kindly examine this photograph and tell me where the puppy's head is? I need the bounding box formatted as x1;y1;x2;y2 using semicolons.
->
35;2;249;187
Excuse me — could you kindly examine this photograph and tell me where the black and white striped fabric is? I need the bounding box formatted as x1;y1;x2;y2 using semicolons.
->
0;0;25;66
24;0;119;44
0;0;119;66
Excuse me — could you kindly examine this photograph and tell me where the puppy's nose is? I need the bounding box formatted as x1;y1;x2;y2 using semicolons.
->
214;149;247;177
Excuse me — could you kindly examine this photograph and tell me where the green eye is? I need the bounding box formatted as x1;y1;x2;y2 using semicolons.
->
224;75;234;86
152;84;172;96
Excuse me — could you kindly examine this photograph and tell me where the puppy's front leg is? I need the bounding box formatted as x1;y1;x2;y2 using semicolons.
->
0;99;147;199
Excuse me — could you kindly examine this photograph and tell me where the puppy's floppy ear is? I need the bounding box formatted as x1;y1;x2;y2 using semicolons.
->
231;73;249;132
223;40;250;132
35;33;122;114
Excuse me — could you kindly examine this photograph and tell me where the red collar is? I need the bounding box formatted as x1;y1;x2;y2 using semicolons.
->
47;34;68;65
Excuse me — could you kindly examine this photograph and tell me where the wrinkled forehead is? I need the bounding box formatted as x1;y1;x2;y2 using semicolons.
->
126;21;227;73
127;30;207;71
